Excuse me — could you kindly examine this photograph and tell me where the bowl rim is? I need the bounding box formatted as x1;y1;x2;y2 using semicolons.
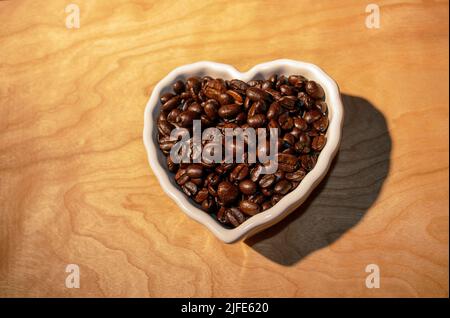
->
143;59;344;243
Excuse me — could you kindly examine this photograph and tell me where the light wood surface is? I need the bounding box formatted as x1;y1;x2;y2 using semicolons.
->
0;0;448;298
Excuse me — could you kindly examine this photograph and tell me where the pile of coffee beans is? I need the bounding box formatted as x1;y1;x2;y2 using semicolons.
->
157;74;328;227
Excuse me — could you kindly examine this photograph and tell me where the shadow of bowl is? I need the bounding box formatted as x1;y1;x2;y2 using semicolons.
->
245;94;391;266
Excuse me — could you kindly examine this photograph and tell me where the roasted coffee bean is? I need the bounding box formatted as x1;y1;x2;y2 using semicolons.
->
218;104;241;119
194;188;209;203
201;196;215;212
204;100;219;120
186;164;203;178
249;193;265;205
278;96;297;110
274;179;292;195
300;154;318;171
312;135;327;151
294;117;308;130
278;112;294;130
277;153;299;172
187;77;201;93
182;181;197;196
218;93;234;105
288;75;307;88
316;101;328;114
313;116;329;132
265;88;282;100
161;95;181;112
226;90;243;105
226;208;246;227
285;168;306;182
167;108;181;123
173;80;185;94
217;181;239;206
283;133;296;147
156;74;329;226
267;101;281;120
206;173;221;186
188;102;203;114
298;92;315;108
158;120;175;136
259;174;276;188
303;109;322;124
246;87;270;102
239;179;257;195
279;84;296;96
230;164;249;182
160;92;175;104
305;80;324;99
247;114;266;128
239;200;260;216
250;165;264;182
217;206;228;223
229;79;249;93
177;110;199;127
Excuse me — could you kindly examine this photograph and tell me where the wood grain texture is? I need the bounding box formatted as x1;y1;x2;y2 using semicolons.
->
0;0;448;297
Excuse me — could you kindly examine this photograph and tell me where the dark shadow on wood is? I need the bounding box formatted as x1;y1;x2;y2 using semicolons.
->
245;94;391;266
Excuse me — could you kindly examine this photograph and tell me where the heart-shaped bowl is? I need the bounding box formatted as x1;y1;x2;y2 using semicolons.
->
143;59;344;243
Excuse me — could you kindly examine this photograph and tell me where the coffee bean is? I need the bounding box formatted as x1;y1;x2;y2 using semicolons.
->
313;116;329;132
250;165;264;182
278;96;297;110
278;112;294;130
312;135;327;151
218;104;241;119
201;196;215;212
274;179;292;194
226;208;246;227
277;153;299;172
259;174;276;188
294;117;308;130
182;181;198;197
239;179;257;195
305;81;324;99
267;102;281;120
239;200;260;216
158;120;175;136
217;181;239;206
194;187;209;203
285;168;306;182
173;80;185;94
161;95;181;112
247;114;266;128
246;87;270;102
230;164;249;182
303;109;322;124
177;110;199;127
226;90;243;105
218;93;234;105
298;92;315;108
229;79;249;93
186;164;203;178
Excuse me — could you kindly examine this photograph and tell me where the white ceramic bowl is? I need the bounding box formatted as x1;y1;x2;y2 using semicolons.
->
143;59;344;243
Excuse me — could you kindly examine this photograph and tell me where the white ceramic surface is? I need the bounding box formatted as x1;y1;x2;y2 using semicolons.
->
143;59;344;243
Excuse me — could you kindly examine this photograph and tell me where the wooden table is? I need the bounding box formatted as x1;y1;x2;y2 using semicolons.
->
0;0;448;298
